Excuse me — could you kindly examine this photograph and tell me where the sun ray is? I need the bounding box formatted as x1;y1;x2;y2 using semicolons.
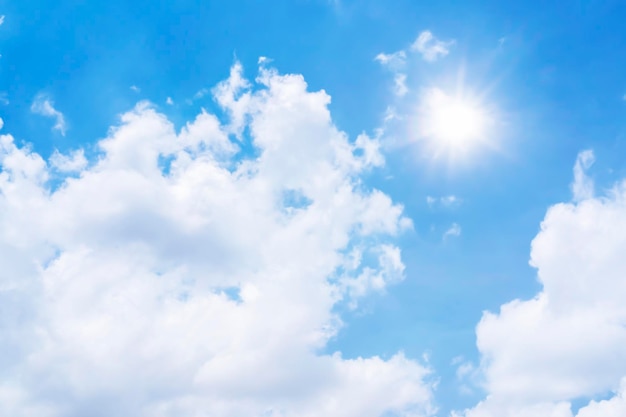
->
415;86;495;161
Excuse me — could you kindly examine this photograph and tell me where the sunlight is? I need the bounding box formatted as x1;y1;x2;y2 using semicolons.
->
418;87;492;157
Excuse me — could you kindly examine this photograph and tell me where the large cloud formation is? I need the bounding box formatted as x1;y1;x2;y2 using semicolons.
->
458;151;626;417
0;64;435;417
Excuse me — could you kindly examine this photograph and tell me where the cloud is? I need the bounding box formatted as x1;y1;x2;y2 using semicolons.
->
130;85;141;93
375;30;453;97
393;74;408;97
193;87;210;100
443;223;461;239
457;151;626;417
30;95;67;135
375;51;409;97
426;195;461;208
166;97;173;105
0;15;4;26
49;149;88;172
576;378;626;417
0;62;435;417
375;51;407;71
411;30;454;62
571;149;595;201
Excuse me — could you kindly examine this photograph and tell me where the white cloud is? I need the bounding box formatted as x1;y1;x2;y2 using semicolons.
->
193;87;210;100
0;15;4;26
393;73;408;97
0;63;435;417
30;95;67;135
443;223;461;240
49;149;88;172
411;30;454;62
427;195;461;208
442;195;460;206
576;378;626;417
376;30;453;97
457;151;626;417
571;149;595;201
375;51;409;97
130;85;140;93
166;96;174;105
375;51;407;71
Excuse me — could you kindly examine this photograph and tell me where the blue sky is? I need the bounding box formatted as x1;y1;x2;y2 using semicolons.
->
2;1;626;416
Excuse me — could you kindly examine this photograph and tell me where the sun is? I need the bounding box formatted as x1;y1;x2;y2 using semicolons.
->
417;87;492;157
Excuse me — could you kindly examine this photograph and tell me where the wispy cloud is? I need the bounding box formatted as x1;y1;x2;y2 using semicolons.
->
393;73;408;97
31;94;67;135
375;51;409;97
443;223;461;240
130;85;140;93
193;87;210;100
376;30;453;97
571;149;594;201
49;149;88;172
411;30;455;62
0;15;5;26
375;50;407;71
427;195;462;208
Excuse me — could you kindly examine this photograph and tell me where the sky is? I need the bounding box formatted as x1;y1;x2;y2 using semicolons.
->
1;0;626;416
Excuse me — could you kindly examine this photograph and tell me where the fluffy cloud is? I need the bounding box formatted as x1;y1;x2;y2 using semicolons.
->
31;94;67;135
457;150;626;416
0;63;435;416
576;379;626;417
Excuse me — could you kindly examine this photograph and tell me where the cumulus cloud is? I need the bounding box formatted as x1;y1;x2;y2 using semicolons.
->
30;95;67;135
457;150;626;417
0;63;435;417
411;30;454;62
576;379;626;417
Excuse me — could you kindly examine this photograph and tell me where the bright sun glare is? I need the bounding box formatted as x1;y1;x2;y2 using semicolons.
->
418;87;491;156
